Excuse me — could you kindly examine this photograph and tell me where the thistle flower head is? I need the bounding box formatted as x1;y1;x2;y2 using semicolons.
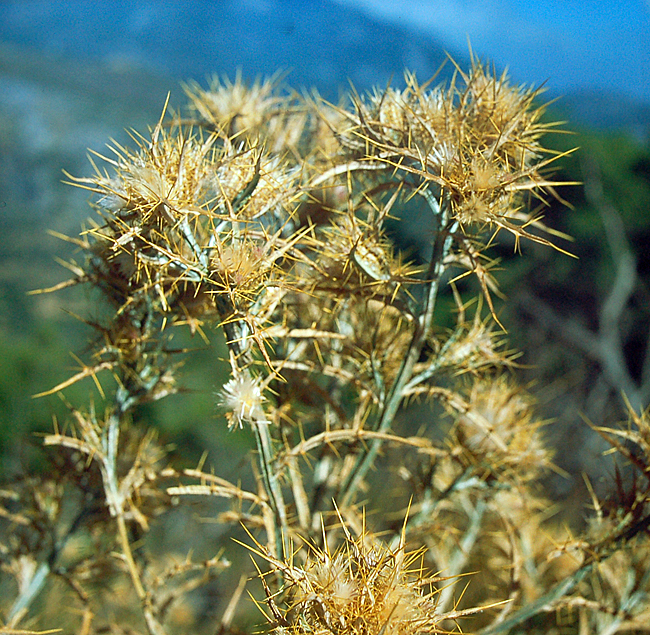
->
447;375;551;481
185;73;283;136
218;371;269;429
248;519;461;635
211;144;302;221
185;73;316;156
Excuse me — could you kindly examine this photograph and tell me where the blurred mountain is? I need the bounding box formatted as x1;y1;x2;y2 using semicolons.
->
0;0;453;98
1;0;648;237
1;0;648;139
1;0;647;297
0;0;455;234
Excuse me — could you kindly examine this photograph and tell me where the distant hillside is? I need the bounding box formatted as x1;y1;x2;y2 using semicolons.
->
0;42;173;227
0;0;460;251
1;0;647;134
1;0;647;295
0;0;454;98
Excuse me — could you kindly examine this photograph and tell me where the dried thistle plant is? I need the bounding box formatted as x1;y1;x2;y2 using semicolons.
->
6;59;649;635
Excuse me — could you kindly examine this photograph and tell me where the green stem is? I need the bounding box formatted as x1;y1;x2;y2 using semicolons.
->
6;561;50;626
477;564;593;635
339;193;455;507
254;422;288;560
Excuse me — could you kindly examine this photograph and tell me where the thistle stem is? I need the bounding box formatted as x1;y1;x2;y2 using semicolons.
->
339;193;455;507
253;421;288;560
477;564;593;635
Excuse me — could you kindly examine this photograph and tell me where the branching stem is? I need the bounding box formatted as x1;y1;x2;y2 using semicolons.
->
339;191;455;507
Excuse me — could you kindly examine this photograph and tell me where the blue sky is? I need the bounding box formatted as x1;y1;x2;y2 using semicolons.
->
335;0;650;102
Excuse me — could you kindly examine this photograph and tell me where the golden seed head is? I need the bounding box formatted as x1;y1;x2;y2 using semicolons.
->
257;523;447;635
185;74;282;135
441;375;551;482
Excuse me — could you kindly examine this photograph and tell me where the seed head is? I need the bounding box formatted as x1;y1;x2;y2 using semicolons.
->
247;518;465;635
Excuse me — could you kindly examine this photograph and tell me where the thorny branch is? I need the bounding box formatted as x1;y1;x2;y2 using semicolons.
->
7;61;650;635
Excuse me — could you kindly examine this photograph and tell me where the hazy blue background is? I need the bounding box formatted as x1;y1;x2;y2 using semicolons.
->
0;0;648;132
337;0;650;102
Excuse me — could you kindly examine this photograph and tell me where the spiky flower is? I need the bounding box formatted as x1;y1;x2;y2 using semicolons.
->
248;519;482;635
185;73;284;137
218;371;269;429
25;61;587;635
446;375;551;482
184;73;314;155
